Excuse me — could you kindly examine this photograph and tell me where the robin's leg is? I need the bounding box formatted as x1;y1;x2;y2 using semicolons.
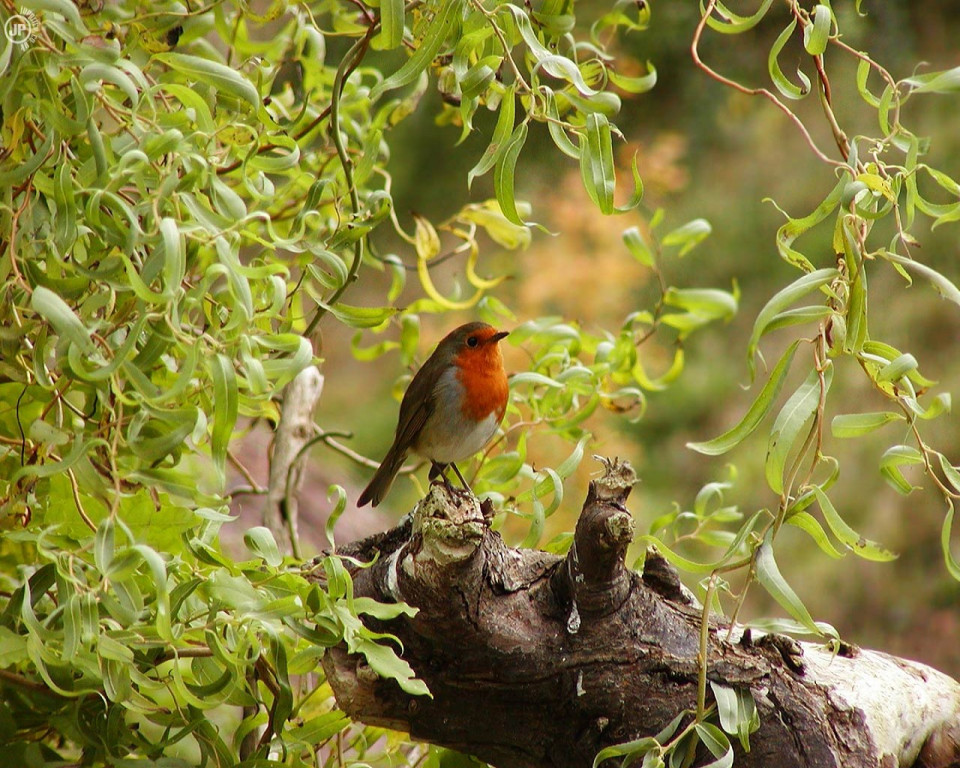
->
449;462;473;493
429;462;473;495
429;462;455;491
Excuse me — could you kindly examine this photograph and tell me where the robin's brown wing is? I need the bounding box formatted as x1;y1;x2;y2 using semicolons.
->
390;362;437;453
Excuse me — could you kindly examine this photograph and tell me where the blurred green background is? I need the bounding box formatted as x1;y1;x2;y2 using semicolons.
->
233;2;960;677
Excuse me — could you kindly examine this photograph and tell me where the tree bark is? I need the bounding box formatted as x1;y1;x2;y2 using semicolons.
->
322;459;960;768
263;364;324;557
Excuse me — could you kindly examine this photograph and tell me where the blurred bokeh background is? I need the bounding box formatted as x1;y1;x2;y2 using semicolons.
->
231;2;960;677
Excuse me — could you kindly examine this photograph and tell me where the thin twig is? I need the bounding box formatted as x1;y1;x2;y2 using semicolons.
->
228;449;263;493
67;468;97;532
0;667;66;697
304;25;378;337
691;0;844;170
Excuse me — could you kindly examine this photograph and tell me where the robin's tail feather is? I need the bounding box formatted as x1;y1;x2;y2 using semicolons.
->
357;447;407;507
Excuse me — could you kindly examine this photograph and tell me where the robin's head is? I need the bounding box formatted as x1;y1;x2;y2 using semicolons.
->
439;322;509;364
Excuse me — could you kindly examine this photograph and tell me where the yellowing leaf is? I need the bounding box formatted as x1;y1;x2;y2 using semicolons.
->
413;213;441;260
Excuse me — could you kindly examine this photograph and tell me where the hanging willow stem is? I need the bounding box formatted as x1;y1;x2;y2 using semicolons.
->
304;25;377;337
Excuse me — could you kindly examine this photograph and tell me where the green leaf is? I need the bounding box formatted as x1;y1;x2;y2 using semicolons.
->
98;633;135;664
353;636;431;697
939;453;960;495
766;364;832;495
134;544;173;641
608;62;657;94
592;738;657;767
94;517;115;575
883;252;960;309
903;66;960;94
502;5;596;96
354;597;418;621
663;287;738;323
812;486;897;561
879;444;925;495
906;392;951;422
746;616;838;638
468;84;515;188
12;433;100;483
31;286;97;356
747;268;838;372
244;526;284;567
689;340;800;456
786;511;846;559
371;0;462;99
756;532;820;635
209;354;238;487
536;55;598;97
701;0;775;33
638;537;718;574
460;201;531;250
127;408;198;464
856;56;881;107
512;372;565;390
285;711;350;745
80;63;140;106
543;88;580;159
803;5;831;56
154;52;261;109
661;218;711;257
942;501;960;581
695;722;734;768
710;682;754;749
555;435;590;478
380;0;405;49
844;256;868;354
831;411;904;438
705;687;733;737
0;627;28;667
494;122;529;225
768;19;811;100
21;0;85;29
579;114;616;214
159;217;185;295
614;152;644;214
623;226;655;268
772;178;844;269
460;55;501;100
325;485;348;552
875;353;918;383
319;302;398;329
0;128;53;187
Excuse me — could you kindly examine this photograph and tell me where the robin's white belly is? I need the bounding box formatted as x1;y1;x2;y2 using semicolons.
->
414;409;501;464
412;368;502;463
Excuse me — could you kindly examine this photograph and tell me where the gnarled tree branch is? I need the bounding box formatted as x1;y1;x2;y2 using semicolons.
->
322;459;960;768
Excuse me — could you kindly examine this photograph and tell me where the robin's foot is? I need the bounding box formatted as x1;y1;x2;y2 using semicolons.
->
430;462;455;491
429;462;473;497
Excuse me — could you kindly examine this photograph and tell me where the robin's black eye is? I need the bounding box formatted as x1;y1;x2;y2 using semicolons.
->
467;336;479;347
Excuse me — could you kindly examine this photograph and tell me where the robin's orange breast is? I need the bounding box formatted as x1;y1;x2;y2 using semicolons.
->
454;344;509;422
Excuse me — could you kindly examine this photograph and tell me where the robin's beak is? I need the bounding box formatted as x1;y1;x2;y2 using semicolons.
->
491;330;510;343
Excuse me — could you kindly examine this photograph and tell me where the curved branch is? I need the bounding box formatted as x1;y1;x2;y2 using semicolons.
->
320;459;960;768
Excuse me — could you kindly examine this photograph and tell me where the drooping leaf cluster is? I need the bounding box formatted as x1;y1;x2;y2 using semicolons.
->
0;0;721;763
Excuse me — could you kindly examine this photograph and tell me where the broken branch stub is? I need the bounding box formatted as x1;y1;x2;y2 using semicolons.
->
321;458;960;768
555;457;636;633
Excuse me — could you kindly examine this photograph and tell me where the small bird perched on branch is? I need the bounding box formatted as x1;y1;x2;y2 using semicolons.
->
357;322;510;507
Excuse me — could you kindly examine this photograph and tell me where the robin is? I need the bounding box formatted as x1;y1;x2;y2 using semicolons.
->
357;322;510;507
